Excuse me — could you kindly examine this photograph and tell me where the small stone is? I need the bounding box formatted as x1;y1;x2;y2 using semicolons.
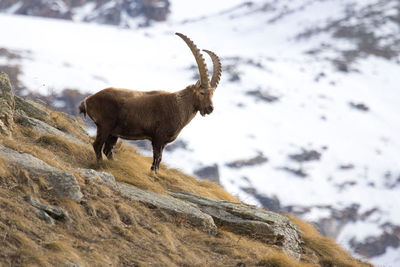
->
36;209;56;225
24;195;68;221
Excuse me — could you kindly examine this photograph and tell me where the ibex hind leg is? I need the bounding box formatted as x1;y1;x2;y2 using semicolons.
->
103;135;118;160
93;124;113;161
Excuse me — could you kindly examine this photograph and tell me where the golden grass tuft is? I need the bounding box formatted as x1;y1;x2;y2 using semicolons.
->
0;158;8;179
12;248;48;267
34;134;93;167
47;110;91;143
14;124;39;139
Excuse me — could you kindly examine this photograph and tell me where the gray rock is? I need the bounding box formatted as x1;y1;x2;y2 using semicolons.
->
78;168;116;185
36;209;56;225
78;168;217;235
0;72;15;136
169;191;303;260
0;144;83;201
24;195;69;221
14;95;50;121
14;111;84;145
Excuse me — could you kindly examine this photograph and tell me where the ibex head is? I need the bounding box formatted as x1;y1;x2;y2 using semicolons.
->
176;33;222;116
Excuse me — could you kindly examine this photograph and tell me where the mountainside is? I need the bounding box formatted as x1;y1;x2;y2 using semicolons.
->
0;0;169;27
0;72;372;267
0;0;399;265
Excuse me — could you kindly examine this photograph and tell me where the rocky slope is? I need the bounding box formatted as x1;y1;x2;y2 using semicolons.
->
0;71;373;266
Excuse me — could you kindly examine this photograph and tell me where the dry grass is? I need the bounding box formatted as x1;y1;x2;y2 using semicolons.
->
47;110;91;143
290;216;372;267
95;143;237;201
0;108;373;266
0;165;312;267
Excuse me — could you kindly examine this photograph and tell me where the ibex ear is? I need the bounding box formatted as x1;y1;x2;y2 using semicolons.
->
195;80;201;87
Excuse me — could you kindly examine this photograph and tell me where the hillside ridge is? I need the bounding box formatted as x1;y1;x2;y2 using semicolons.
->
0;71;371;266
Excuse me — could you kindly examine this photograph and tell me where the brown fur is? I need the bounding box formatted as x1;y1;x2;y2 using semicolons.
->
80;85;215;172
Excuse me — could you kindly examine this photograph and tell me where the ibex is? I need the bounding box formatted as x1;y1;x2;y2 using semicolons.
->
79;33;222;173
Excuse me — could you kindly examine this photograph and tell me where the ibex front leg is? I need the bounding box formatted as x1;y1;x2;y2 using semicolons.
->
151;141;165;174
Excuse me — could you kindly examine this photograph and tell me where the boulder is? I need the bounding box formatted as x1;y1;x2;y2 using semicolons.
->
79;168;303;259
170;191;303;260
0;144;83;201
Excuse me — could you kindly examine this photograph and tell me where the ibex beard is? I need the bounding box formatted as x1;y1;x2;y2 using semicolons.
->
79;33;222;173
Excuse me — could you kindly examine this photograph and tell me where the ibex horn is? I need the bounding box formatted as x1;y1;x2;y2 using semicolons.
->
203;49;221;89
176;33;210;89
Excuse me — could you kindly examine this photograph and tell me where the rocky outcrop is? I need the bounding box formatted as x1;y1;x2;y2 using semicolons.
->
0;72;15;136
0;72;85;144
170;191;303;260
79;168;304;259
78;168;218;235
14;95;50;121
0;144;83;201
14;112;83;144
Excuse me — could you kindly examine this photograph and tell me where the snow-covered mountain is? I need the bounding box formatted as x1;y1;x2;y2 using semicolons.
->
1;0;400;265
0;0;169;26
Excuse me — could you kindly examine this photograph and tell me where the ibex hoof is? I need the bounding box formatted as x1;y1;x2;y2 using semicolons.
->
150;165;159;174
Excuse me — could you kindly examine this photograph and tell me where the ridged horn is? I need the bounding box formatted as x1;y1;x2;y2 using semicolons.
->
203;49;222;89
176;33;210;88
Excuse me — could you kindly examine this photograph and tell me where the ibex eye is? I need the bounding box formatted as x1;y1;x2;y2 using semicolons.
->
200;92;205;96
